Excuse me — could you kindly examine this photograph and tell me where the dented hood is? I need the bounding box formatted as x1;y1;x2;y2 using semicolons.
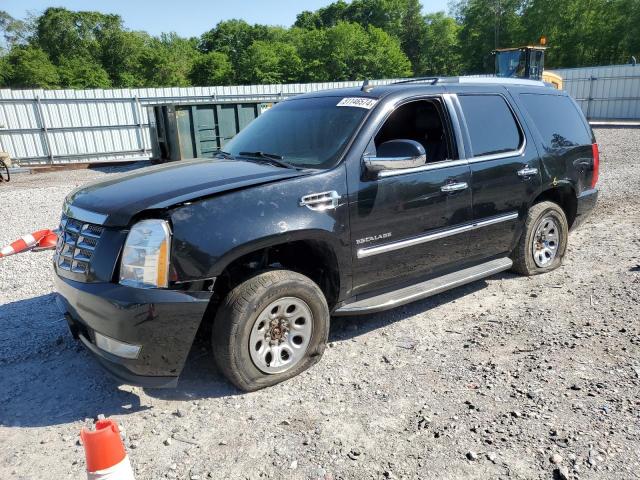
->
65;159;307;226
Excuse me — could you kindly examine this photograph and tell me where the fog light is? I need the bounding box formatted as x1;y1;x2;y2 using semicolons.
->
95;332;141;359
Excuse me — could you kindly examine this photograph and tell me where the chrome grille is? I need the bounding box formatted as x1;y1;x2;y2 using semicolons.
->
55;214;104;274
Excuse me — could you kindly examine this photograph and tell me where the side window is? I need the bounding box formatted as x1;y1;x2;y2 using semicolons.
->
458;95;522;157
374;99;452;163
519;94;592;150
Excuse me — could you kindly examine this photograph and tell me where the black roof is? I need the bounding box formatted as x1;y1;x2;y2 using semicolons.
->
291;77;561;102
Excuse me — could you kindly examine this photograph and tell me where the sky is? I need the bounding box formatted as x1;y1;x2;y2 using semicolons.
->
2;0;452;37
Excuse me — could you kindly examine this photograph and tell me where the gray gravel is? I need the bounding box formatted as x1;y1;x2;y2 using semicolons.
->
1;129;639;479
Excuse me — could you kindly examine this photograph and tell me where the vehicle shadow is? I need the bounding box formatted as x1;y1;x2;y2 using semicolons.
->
146;272;515;401
0;294;152;428
0;272;518;420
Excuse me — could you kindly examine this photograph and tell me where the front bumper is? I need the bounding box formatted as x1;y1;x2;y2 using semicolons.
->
55;274;212;388
572;188;599;230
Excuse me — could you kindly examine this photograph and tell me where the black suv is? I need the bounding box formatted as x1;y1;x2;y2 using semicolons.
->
55;78;599;391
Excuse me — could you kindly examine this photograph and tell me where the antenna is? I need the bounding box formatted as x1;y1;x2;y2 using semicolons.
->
361;79;374;93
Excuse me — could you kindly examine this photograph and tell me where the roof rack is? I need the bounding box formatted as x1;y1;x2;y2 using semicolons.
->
390;76;547;87
392;77;440;85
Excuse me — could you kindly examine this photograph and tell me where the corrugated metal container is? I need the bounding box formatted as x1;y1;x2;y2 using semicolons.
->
148;102;273;162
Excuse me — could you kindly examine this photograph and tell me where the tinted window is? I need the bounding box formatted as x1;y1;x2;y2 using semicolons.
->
458;95;522;157
519;94;591;150
224;96;370;169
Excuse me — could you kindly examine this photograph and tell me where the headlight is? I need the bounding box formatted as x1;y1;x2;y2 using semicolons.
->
119;219;171;288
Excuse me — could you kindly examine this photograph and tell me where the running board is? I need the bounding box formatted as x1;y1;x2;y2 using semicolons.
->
333;257;512;316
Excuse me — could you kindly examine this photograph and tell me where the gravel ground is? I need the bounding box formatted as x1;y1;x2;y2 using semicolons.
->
1;128;639;480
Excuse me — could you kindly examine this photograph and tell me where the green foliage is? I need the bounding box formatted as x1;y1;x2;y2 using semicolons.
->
0;2;638;90
237;41;303;84
454;0;525;73
4;46;60;88
98;30;153;87
35;8;122;64
422;12;462;76
57;56;112;89
190;51;233;86
140;33;200;87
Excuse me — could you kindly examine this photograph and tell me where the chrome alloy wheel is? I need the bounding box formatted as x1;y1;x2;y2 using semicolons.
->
532;216;560;267
249;296;313;374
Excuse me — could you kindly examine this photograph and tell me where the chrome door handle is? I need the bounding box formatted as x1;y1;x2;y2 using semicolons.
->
517;166;538;177
440;182;468;193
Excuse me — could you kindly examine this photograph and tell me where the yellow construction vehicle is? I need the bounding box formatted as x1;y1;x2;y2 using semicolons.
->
493;37;563;89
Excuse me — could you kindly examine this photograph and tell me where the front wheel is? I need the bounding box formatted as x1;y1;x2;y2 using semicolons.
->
511;201;568;276
212;270;329;391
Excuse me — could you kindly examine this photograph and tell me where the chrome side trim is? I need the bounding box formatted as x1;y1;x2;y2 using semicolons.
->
62;202;108;225
467;138;527;164
377;158;468;178
357;211;519;259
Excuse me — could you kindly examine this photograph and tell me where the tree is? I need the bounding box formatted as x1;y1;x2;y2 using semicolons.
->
454;0;524;73
294;22;411;82
189;51;233;86
400;0;427;74
421;12;462;75
237;41;303;84
57;56;111;89
97;30;153;87
4;46;60;88
140;33;199;87
520;0;640;68
34;8;122;64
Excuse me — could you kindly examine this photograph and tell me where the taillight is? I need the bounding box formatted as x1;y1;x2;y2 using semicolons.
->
591;143;599;188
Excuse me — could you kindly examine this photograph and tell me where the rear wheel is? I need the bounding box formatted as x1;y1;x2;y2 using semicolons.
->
212;270;329;391
0;160;9;182
511;201;568;276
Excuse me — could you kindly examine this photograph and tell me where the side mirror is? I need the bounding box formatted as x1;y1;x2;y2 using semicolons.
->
363;139;426;176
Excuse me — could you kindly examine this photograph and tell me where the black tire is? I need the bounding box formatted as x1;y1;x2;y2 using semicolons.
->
511;201;568;276
212;270;329;391
0;160;9;182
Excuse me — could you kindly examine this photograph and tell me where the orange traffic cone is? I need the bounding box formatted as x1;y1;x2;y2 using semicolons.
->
0;229;57;258
80;419;135;480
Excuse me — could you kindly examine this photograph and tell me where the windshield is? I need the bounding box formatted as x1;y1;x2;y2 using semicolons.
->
496;50;526;78
223;96;371;169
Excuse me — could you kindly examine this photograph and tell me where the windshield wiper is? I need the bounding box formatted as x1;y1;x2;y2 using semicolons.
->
213;150;233;159
238;151;298;170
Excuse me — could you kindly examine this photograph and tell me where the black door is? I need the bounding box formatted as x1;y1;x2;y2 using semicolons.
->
456;93;542;260
348;98;473;296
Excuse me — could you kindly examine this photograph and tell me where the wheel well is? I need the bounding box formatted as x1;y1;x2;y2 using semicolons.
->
210;240;340;314
532;187;577;228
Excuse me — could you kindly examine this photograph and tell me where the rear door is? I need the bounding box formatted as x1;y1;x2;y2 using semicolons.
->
455;92;542;260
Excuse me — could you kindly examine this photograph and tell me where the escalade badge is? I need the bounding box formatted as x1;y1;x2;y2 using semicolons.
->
356;232;392;245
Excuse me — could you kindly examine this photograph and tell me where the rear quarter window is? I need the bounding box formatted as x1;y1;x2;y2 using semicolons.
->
458;94;522;157
519;94;592;149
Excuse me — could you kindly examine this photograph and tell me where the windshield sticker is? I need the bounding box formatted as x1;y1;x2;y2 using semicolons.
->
337;97;378;109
